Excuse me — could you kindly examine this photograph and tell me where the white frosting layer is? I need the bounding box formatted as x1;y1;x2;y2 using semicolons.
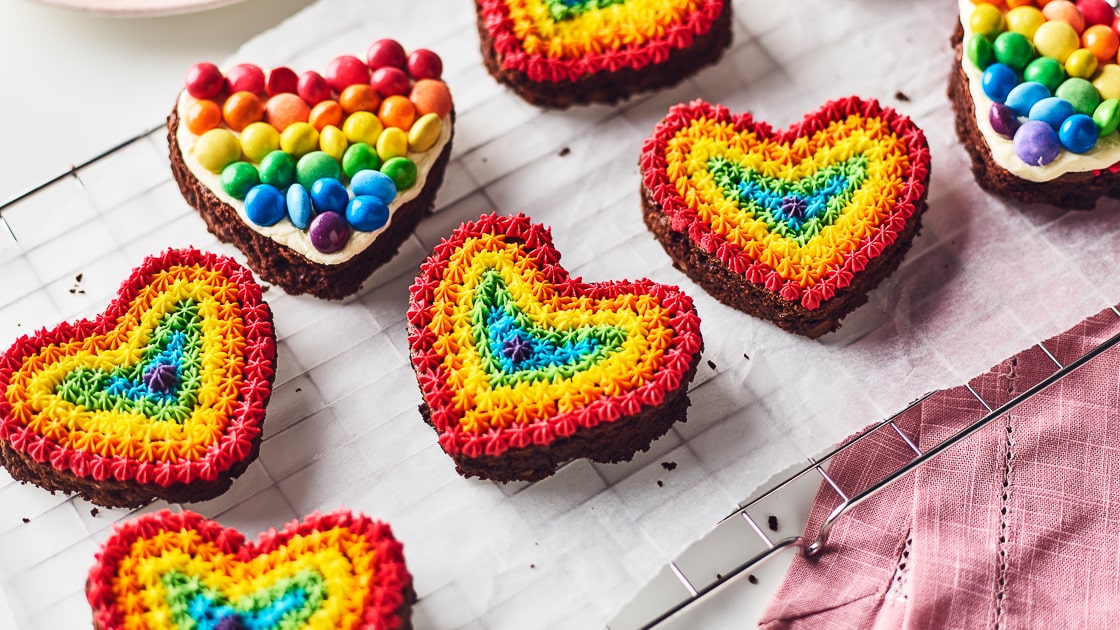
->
176;90;451;265
958;0;1120;182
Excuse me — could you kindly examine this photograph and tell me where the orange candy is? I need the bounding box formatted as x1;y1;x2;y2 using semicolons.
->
221;92;264;132
185;99;222;135
264;93;311;132
409;79;453;119
1005;0;1036;6
308;100;344;130
378;95;416;131
1084;24;1120;62
339;84;381;115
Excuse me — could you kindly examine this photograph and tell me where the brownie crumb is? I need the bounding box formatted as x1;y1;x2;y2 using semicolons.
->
68;288;76;294
767;515;779;531
748;574;759;585
90;508;100;517
295;387;302;393
743;352;750;360
76;273;84;282
559;147;571;157
261;285;271;293
656;480;664;487
21;517;29;523
894;91;911;102
660;461;677;471
530;563;536;569
716;573;723;580
706;359;717;370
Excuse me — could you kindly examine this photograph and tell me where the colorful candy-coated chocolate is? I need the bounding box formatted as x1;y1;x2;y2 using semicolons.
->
325;55;370;93
1093;98;1120;134
193;128;241;173
381;156;417;190
1076;0;1115;27
264;93;310;132
184;99;222;135
185;62;224;100
258;150;296;188
221;161;260;199
1033;20;1081;62
993;31;1034;70
296;151;343;190
239;121;281;162
1023;56;1066;92
346;195;390;231
376;127;409;160
340;84;380;115
408;113;442;152
1042;1;1086;34
1082;24;1120;61
409;79;453;118
1064;48;1098;79
308;100;344;131
280;122;320;158
1005;81;1052;116
298;71;331;105
1006;6;1046;38
244;184;287;226
286;183;314;229
310;177;349;214
982;63;1020;102
1014;119;1062;166
222;91;264;132
371;67;410;98
350;169;396;203
1029;96;1076;129
967;33;994;69
378;95;416;131
1093;63;1120;99
406;49;443;81
970;4;1004;39
990;102;1022;138
343;111;384;145
342;143;380;178
266;66;299;96
1058;113;1099;152
226;63;265;95
320;125;349;161
308;210;350;253
1055;77;1101;115
366;39;407;70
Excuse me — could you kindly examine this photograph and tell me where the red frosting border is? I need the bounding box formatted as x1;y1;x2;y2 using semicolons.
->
86;509;412;630
477;0;727;83
639;97;931;311
406;212;703;460
0;247;276;488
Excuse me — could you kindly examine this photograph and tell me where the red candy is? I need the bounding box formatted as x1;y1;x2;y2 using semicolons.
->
366;39;407;70
226;63;265;95
297;71;331;105
1077;0;1115;27
185;62;225;100
325;55;370;93
371;67;410;97
267;67;299;96
406;49;443;81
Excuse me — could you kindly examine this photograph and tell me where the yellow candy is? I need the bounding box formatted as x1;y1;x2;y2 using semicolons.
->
408;113;442;153
1093;64;1120;100
1006;6;1045;40
1065;48;1098;79
193;128;241;173
969;4;1003;39
239;122;280;163
279;122;319;158
376;127;408;160
1034;20;1080;63
319;125;349;161
343;111;383;146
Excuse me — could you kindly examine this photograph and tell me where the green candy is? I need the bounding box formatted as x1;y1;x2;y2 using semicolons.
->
992;31;1033;71
342;143;380;179
295;151;342;190
966;33;994;70
220;162;260;200
1056;77;1101;116
258;150;296;188
1023;57;1065;93
380;156;417;190
1094;99;1120;136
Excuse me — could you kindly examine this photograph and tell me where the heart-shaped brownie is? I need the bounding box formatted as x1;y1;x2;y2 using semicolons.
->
170;40;454;299
86;509;413;630
950;0;1120;208
0;249;275;508
407;213;703;481
475;0;732;107
640;97;930;338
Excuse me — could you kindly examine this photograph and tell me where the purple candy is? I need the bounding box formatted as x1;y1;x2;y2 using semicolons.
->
308;211;350;253
989;102;1020;139
1013;120;1061;167
214;617;246;630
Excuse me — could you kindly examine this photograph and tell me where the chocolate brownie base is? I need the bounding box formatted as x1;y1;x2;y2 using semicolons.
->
412;345;701;482
949;23;1120;209
641;183;927;339
476;0;733;108
168;109;454;300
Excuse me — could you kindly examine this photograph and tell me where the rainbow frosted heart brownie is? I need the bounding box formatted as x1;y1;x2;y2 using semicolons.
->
0;249;275;508
169;39;454;299
951;0;1120;208
407;213;703;481
86;509;414;630
475;0;732;107
640;97;930;338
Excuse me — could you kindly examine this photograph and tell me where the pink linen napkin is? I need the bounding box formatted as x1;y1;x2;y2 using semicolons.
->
759;307;1120;629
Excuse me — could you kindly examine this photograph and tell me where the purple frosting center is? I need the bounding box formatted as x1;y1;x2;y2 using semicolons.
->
143;363;179;393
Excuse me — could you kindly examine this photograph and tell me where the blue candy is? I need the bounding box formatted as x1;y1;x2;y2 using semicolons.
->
1003;81;1050;117
1058;114;1099;154
1028;97;1075;131
346;195;390;232
286;183;313;229
350;169;397;204
981;63;1019;103
244;185;286;226
309;178;349;214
